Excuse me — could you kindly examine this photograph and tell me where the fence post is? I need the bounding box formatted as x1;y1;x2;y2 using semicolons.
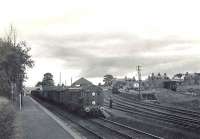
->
19;94;22;111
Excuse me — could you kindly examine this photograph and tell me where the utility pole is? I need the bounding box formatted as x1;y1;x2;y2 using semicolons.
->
59;72;61;85
136;65;142;100
11;82;14;103
71;77;72;86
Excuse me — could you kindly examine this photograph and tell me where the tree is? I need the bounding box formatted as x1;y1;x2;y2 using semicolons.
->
0;25;34;97
163;73;169;79
148;75;151;80
151;73;155;80
157;73;162;79
103;74;114;86
132;76;136;81
194;73;200;85
124;76;127;81
173;73;183;80
42;73;54;86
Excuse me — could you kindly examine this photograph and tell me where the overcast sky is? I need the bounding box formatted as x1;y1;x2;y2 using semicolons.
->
1;0;200;86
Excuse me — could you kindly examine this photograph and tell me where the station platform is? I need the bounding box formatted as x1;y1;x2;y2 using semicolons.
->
14;96;82;139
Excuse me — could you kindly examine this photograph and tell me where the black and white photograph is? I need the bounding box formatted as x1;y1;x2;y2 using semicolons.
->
0;0;200;139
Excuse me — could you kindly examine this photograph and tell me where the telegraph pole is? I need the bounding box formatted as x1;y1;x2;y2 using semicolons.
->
59;72;61;85
136;65;142;100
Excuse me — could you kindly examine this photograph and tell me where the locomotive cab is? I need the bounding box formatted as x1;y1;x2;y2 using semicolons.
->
81;85;104;116
62;84;104;117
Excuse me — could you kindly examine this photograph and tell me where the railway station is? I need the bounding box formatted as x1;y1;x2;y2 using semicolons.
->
2;66;200;139
1;1;200;139
27;76;200;139
14;96;77;139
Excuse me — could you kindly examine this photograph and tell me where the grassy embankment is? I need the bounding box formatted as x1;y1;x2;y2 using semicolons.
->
0;97;15;139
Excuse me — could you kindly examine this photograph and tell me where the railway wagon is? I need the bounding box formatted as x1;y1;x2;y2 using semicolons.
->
41;86;66;103
31;89;41;97
62;85;104;116
38;86;104;116
112;81;126;94
163;81;177;91
33;78;104;117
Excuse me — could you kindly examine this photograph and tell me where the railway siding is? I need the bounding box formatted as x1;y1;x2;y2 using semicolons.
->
92;118;163;139
109;95;200;130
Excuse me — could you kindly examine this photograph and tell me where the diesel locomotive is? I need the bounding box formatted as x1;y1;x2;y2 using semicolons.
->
32;78;104;117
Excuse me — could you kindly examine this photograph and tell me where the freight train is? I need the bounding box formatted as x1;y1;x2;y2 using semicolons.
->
31;78;104;117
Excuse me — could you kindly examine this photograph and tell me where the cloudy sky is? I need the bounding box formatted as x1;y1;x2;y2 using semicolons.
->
1;0;200;86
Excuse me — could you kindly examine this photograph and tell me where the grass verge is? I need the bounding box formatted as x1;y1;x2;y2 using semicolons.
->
0;97;15;139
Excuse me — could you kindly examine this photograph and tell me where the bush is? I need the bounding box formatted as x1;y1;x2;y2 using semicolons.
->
0;98;15;139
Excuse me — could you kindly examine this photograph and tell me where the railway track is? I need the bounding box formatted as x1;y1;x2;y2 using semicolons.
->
115;94;200;119
56;109;162;139
105;102;200;130
32;96;103;139
34;96;162;139
91;118;163;139
112;97;200;125
104;96;200;131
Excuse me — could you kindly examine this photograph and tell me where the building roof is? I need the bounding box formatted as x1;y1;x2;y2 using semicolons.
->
69;84;102;93
71;77;93;87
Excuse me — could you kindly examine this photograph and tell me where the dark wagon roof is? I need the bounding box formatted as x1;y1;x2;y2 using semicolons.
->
42;86;67;92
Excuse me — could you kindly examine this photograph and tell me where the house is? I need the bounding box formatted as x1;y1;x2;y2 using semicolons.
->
112;77;138;90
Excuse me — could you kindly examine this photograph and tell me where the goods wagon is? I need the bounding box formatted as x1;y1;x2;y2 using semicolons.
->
163;81;177;91
34;84;104;117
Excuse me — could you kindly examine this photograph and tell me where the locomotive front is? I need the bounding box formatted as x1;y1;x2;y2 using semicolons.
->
81;85;104;116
